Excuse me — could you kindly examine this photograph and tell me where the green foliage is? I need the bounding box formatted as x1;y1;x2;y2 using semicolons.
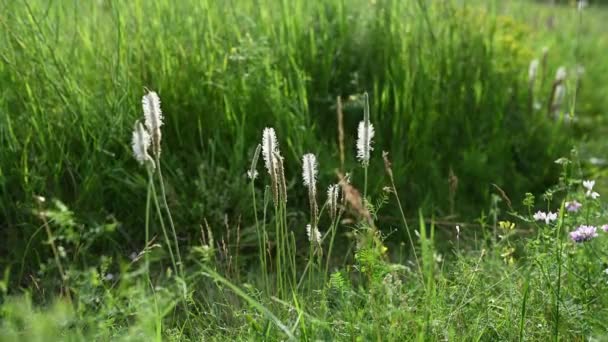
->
0;0;573;273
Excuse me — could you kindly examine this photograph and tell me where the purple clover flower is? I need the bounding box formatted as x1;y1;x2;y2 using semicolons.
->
569;225;598;243
565;200;582;213
602;224;608;232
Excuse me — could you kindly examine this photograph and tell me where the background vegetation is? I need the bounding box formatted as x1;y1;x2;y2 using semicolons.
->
0;0;607;340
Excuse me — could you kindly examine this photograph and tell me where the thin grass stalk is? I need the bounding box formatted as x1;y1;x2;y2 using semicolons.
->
274;196;284;297
519;280;530;341
360;92;372;203
249;144;267;293
147;167;178;276
323;209;343;284
36;198;70;301
262;186;271;295
383;152;422;278
145;167;153;271
337;96;345;172
155;156;184;278
553;206;565;342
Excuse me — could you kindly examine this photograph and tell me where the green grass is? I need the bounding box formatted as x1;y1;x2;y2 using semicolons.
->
1;0;608;340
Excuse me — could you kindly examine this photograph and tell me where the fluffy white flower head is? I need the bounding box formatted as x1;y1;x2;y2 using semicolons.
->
357;121;375;165
306;224;322;245
131;121;153;167
142;91;163;155
262;127;279;175
302;153;318;188
327;184;340;219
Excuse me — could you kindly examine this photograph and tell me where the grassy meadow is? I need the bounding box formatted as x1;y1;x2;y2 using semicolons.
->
1;0;608;340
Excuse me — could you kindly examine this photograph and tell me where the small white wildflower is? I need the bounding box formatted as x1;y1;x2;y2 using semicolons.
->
583;180;595;191
533;211;557;224
306;224;322;245
247;170;258;180
142;91;163;156
302;153;318;188
533;211;546;221
546;212;558;223
583;180;600;198
131;121;153;167
456;225;460;240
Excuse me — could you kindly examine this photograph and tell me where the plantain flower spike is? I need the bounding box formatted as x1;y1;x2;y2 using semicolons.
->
356;92;375;166
142;91;164;157
327;184;340;220
262;128;280;204
306;224;322;245
131;121;154;168
302;154;318;192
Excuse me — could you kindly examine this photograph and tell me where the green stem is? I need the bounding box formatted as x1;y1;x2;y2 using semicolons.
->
145;166;153;271
363;165;368;204
147;167;178;276
155;156;184;278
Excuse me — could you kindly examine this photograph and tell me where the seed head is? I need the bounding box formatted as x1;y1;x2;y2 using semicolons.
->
274;151;288;204
302;153;318;222
248;144;262;180
261;128;280;204
142;91;163;157
302;154;318;188
131;121;154;168
356;93;375;166
306;224;322;245
327;184;340;220
262;128;279;174
357;121;375;165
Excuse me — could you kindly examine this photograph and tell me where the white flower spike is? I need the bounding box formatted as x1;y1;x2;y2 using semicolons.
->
262;127;279;175
357;93;375;166
302;154;318;189
306;224;322;245
142;91;164;156
131;121;153;168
